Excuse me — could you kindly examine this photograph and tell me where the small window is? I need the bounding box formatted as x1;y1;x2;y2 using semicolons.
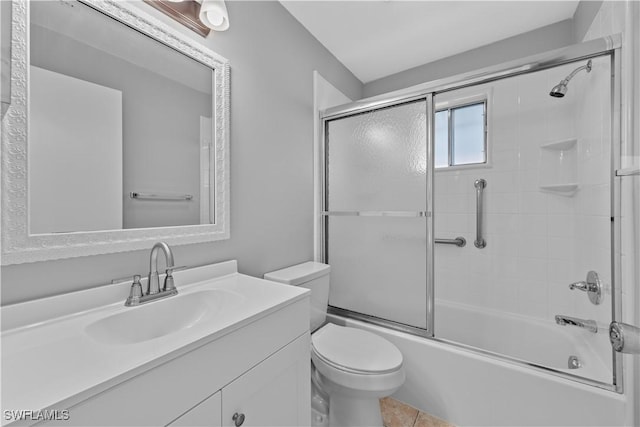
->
435;101;487;168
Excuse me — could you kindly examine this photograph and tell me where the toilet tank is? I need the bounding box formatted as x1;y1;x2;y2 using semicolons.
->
264;262;330;332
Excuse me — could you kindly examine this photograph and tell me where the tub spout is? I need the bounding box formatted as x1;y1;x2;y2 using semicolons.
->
555;315;598;333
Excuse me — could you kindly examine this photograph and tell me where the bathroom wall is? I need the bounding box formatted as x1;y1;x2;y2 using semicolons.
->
573;0;605;41
432;0;637;420
624;173;640;425
0;0;363;304
581;1;640;423
362;1;609;99
363;20;574;98
432;58;612;330
432;1;634;381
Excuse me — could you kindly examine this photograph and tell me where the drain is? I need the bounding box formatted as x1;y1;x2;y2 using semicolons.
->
568;355;582;369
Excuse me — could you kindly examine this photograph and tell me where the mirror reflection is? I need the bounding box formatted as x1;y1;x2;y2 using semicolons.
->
29;0;214;234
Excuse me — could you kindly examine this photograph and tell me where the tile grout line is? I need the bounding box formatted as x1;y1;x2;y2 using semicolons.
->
410;410;420;427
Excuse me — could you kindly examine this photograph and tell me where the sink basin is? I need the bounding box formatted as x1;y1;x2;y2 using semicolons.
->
85;289;244;345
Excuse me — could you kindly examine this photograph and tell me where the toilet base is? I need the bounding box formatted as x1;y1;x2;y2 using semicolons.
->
328;394;383;427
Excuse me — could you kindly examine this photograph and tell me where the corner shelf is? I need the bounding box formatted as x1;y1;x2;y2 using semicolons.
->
539;183;579;196
540;138;577;151
616;167;640;177
538;138;578;197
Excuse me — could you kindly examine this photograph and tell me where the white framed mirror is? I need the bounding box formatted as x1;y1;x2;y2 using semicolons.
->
1;0;230;265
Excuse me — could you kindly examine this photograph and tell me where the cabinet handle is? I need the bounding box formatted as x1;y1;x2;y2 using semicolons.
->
232;412;245;427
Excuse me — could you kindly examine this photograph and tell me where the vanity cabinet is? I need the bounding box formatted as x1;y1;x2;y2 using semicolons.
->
168;333;309;427
35;298;310;427
220;332;309;427
169;392;222;427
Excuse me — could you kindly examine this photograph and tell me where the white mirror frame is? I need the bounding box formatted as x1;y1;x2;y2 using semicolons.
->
1;0;230;265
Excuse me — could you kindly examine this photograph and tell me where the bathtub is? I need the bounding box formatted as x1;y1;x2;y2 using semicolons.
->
434;299;612;384
327;306;627;426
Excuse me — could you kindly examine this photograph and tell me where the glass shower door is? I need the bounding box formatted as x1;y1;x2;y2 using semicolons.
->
323;97;432;332
432;55;616;386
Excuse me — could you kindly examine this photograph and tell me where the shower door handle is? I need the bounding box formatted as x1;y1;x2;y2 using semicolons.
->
474;179;486;249
610;321;640;354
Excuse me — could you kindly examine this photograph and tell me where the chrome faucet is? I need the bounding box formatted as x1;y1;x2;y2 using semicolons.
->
555;315;598;333
148;241;175;295
125;242;178;306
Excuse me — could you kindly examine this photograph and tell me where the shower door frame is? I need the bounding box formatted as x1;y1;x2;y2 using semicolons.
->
320;93;436;338
319;34;625;393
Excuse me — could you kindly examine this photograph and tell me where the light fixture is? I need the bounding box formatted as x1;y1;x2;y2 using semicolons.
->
143;0;229;37
199;0;229;32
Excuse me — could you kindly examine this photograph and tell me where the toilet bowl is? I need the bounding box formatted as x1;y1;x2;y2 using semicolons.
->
265;262;405;427
311;323;405;426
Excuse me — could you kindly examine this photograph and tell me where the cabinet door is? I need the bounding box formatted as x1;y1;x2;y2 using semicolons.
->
221;334;310;427
168;391;221;427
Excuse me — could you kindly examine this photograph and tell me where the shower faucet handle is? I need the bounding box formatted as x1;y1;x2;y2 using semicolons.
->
568;281;590;292
568;271;602;305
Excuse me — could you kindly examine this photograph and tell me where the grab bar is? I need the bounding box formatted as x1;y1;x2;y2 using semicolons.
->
130;192;193;201
321;211;428;217
435;237;466;247
474;179;486;248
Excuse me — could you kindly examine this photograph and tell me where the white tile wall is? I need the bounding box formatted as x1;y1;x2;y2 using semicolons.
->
434;56;613;327
431;1;637;389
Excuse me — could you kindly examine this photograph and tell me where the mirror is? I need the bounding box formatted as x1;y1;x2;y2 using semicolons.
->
31;0;213;232
1;0;230;264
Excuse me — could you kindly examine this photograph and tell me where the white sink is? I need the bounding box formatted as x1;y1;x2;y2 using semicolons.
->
85;289;244;345
1;260;309;420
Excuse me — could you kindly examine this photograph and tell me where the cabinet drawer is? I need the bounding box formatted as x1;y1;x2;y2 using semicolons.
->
221;333;310;427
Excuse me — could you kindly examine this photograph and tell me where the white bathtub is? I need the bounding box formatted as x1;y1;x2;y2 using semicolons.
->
327;308;628;426
434;299;612;383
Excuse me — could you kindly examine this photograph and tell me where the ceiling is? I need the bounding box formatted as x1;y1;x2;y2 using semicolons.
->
280;1;580;83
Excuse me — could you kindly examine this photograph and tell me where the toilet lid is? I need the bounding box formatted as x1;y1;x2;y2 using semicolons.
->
311;324;403;374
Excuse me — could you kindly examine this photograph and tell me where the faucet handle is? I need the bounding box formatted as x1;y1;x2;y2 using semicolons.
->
125;275;144;306
568;271;602;305
163;269;177;293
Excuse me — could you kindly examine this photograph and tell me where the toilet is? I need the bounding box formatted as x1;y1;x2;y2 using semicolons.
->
264;262;405;427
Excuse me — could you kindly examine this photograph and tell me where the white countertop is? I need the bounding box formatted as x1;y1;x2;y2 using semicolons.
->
0;261;308;423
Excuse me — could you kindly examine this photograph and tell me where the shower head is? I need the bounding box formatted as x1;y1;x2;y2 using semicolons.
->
549;82;568;98
549;60;592;98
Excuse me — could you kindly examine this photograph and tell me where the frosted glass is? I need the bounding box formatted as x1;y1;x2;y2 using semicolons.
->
327;216;427;329
326;100;427;211
434;110;449;168
452;103;485;165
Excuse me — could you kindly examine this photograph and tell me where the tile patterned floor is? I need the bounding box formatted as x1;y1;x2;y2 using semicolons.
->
380;397;455;427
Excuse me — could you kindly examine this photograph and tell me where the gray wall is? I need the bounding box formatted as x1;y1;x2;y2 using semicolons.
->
1;1;363;305
363;1;605;99
1;0;605;305
573;0;604;42
363;19;574;98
